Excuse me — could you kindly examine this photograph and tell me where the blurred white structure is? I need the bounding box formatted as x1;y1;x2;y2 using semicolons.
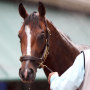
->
25;0;90;13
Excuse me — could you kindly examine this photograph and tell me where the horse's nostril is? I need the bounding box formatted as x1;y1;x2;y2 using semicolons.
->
24;68;34;80
19;68;25;79
22;73;25;79
28;68;34;74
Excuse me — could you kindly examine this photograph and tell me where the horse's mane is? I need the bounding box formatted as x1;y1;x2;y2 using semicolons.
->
47;19;90;52
64;34;71;41
46;19;77;49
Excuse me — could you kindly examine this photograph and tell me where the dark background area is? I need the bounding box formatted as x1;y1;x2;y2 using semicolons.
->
0;80;49;90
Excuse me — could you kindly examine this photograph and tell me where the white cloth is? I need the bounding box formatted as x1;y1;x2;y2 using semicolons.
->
79;49;90;90
50;52;85;90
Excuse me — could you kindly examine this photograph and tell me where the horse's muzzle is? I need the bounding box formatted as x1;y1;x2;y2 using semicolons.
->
19;68;35;83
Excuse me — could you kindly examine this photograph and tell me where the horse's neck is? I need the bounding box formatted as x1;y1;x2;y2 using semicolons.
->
44;20;80;77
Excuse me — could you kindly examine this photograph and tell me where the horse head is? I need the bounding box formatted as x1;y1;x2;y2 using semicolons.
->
18;2;49;83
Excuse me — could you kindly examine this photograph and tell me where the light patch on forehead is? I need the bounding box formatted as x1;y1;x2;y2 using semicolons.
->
25;25;31;55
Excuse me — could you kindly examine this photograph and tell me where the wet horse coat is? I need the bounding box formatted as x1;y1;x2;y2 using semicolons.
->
18;2;90;89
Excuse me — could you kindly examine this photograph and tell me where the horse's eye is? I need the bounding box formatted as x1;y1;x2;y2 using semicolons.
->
37;32;45;41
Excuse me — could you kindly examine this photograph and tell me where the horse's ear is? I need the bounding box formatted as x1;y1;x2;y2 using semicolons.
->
38;2;46;17
19;3;28;19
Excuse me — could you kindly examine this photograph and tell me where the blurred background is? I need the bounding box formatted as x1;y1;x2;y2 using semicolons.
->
0;0;90;90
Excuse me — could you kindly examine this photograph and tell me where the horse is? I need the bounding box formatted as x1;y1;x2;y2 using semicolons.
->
18;2;90;89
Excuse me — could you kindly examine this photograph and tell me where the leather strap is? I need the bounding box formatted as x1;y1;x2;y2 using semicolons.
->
20;56;42;62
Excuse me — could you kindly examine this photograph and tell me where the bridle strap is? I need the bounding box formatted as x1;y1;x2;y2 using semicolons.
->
20;55;53;73
20;56;42;62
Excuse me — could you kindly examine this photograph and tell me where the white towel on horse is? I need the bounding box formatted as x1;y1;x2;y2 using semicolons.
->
50;50;85;90
79;49;90;90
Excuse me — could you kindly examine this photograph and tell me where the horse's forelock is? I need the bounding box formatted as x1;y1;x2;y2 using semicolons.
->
24;12;39;27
